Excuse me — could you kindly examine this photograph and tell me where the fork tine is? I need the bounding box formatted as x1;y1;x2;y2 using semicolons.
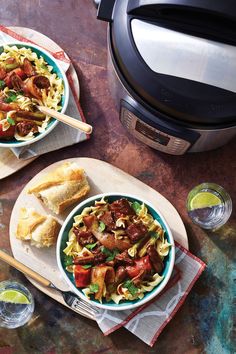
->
49;283;98;318
70;297;97;317
69;301;96;319
62;291;98;316
71;295;96;312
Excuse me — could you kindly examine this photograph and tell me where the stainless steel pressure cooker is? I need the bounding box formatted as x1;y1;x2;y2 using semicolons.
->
96;0;236;154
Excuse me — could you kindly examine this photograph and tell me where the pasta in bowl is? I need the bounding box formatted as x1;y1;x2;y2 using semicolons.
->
57;193;175;311
0;42;69;147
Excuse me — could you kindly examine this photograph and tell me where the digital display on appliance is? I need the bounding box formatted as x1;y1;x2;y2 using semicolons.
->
135;120;170;146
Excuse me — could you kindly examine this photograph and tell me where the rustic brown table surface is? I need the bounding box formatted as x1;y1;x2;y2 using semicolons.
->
0;1;235;353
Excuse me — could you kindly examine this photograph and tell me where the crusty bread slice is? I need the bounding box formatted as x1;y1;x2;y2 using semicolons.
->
16;208;60;248
28;162;90;214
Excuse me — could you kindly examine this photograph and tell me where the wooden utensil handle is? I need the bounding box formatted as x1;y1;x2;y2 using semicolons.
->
38;106;93;134
0;249;51;288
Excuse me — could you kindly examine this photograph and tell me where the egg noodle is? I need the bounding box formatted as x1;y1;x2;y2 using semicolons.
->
0;45;64;141
63;197;172;304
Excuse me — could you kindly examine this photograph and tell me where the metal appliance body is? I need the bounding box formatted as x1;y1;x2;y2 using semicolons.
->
107;38;236;154
98;0;236;154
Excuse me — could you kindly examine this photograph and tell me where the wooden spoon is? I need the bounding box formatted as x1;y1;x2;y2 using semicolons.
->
37;106;93;134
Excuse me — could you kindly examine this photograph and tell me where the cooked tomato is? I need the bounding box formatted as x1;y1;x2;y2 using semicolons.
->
74;265;91;288
0;124;15;138
0;67;6;80
10;68;25;79
126;255;152;278
83;215;95;229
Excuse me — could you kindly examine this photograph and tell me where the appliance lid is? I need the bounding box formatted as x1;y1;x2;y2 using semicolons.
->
132;19;236;94
97;0;236;126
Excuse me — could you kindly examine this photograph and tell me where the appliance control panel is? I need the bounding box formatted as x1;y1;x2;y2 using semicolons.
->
120;107;191;155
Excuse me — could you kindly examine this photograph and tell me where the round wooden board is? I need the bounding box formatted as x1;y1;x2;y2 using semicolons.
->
9;158;188;320
0;27;80;180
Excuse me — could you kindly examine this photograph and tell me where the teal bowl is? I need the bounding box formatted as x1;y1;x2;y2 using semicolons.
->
57;193;175;311
0;42;69;148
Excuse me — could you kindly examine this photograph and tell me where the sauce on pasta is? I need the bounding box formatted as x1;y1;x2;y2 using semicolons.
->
63;197;172;304
0;45;64;141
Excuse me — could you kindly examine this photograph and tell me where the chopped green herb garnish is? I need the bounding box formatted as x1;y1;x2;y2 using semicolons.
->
123;280;139;296
106;249;119;262
101;246;111;257
89;283;99;293
106;256;115;262
64;255;73;267
0;80;5;89
5;92;17;103
7;117;15;126
98;221;106;232
85;242;97;250
82;264;92;269
101;246;119;262
131;201;142;214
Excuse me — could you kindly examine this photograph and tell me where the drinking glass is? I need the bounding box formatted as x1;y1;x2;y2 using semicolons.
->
186;183;232;230
0;280;34;328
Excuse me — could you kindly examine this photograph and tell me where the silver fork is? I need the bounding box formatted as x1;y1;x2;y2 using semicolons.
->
0;249;98;319
49;283;98;319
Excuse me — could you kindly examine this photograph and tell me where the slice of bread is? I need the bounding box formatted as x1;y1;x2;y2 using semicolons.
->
28;162;90;214
16;208;60;248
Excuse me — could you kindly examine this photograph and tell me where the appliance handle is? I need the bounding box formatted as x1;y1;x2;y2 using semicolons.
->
127;0;236;21
97;0;116;21
127;0;236;44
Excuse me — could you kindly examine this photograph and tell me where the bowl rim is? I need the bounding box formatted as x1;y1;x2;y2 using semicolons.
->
56;192;175;311
0;41;69;148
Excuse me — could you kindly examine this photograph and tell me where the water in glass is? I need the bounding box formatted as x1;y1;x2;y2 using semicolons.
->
0;280;34;328
187;183;232;230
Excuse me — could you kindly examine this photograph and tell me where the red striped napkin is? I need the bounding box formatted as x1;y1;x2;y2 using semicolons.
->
95;242;206;347
0;25;89;159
